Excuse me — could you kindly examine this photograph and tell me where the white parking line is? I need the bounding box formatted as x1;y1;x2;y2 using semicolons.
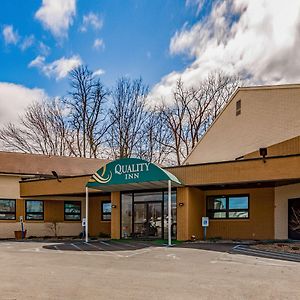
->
110;241;136;248
54;245;64;253
85;242;123;258
70;243;91;255
124;248;152;258
71;243;83;251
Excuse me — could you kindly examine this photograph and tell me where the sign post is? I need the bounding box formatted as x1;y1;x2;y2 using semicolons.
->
19;216;24;240
82;217;86;240
202;217;209;241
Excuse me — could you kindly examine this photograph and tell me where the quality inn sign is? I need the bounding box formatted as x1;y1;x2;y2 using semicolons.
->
86;158;181;189
114;162;151;180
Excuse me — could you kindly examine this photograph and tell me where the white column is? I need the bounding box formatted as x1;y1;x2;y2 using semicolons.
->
168;180;172;246
85;187;89;243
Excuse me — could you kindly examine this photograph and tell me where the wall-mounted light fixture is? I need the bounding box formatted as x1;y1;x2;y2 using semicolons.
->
51;170;61;182
111;204;117;209
259;147;268;163
178;202;184;207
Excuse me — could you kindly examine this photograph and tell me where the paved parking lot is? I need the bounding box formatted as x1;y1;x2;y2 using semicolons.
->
0;240;299;299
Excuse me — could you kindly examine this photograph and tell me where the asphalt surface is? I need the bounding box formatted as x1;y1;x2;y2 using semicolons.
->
0;240;299;299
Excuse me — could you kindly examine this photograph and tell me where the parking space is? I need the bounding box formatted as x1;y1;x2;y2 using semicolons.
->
43;240;155;253
0;240;299;299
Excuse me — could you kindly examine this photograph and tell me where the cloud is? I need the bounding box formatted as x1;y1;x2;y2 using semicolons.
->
2;25;19;45
35;0;76;39
93;38;105;50
39;41;51;56
0;82;47;125
80;12;103;32
151;0;300;100
28;55;46;68
93;69;105;77
29;55;82;80
185;0;205;15
20;35;35;51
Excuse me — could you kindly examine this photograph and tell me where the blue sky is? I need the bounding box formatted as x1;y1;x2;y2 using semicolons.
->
1;0;300;124
0;0;205;97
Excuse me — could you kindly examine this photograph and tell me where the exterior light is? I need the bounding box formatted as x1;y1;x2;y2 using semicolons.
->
111;204;117;208
51;170;61;182
259;147;268;163
178;202;184;207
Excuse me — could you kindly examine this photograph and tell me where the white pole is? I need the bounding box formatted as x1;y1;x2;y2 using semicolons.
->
85;187;89;243
168;180;172;246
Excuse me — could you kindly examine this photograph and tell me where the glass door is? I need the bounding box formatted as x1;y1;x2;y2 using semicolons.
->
133;202;163;239
133;203;147;238
147;202;163;238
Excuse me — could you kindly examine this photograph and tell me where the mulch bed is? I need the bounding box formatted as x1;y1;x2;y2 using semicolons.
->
252;242;300;254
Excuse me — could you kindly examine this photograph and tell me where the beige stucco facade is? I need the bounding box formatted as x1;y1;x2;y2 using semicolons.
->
274;183;300;239
185;85;300;164
0;175;21;199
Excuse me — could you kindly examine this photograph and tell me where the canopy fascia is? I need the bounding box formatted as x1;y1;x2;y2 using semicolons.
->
86;158;182;192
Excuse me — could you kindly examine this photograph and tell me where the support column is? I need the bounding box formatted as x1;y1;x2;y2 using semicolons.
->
168;180;172;246
85;187;89;242
111;191;121;239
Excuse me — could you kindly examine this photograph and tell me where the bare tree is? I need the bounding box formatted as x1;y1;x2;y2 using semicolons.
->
0;68;239;166
0;99;71;155
135;108;173;164
67;65;109;158
159;71;240;165
107;77;149;159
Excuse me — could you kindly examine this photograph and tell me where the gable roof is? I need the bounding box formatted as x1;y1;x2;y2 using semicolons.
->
184;83;300;165
0;151;109;177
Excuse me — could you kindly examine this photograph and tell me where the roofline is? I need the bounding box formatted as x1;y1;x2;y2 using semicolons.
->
238;83;300;91
168;153;300;169
20;173;92;183
182;86;240;164
20;153;300;184
0;150;110;161
183;83;300;164
0;171;91;177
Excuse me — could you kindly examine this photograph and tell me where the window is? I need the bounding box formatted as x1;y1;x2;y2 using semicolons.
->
0;199;16;220
25;200;44;220
236;99;241;116
207;195;249;219
64;201;81;221
101;201;111;221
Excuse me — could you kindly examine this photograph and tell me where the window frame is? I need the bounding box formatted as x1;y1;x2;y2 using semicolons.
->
101;200;112;221
64;201;81;221
236;99;241;116
206;194;249;220
0;199;16;220
25;200;44;221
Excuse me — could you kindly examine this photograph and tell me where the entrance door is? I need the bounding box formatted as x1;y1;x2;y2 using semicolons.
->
133;202;163;239
288;198;300;240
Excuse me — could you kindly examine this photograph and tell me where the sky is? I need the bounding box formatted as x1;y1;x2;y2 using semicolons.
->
1;0;300;124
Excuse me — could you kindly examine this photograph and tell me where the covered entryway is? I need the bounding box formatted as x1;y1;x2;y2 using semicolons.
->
288;198;300;240
121;190;177;240
133;199;163;239
85;158;182;245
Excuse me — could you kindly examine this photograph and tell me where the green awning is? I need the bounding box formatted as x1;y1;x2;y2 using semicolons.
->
86;158;182;191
